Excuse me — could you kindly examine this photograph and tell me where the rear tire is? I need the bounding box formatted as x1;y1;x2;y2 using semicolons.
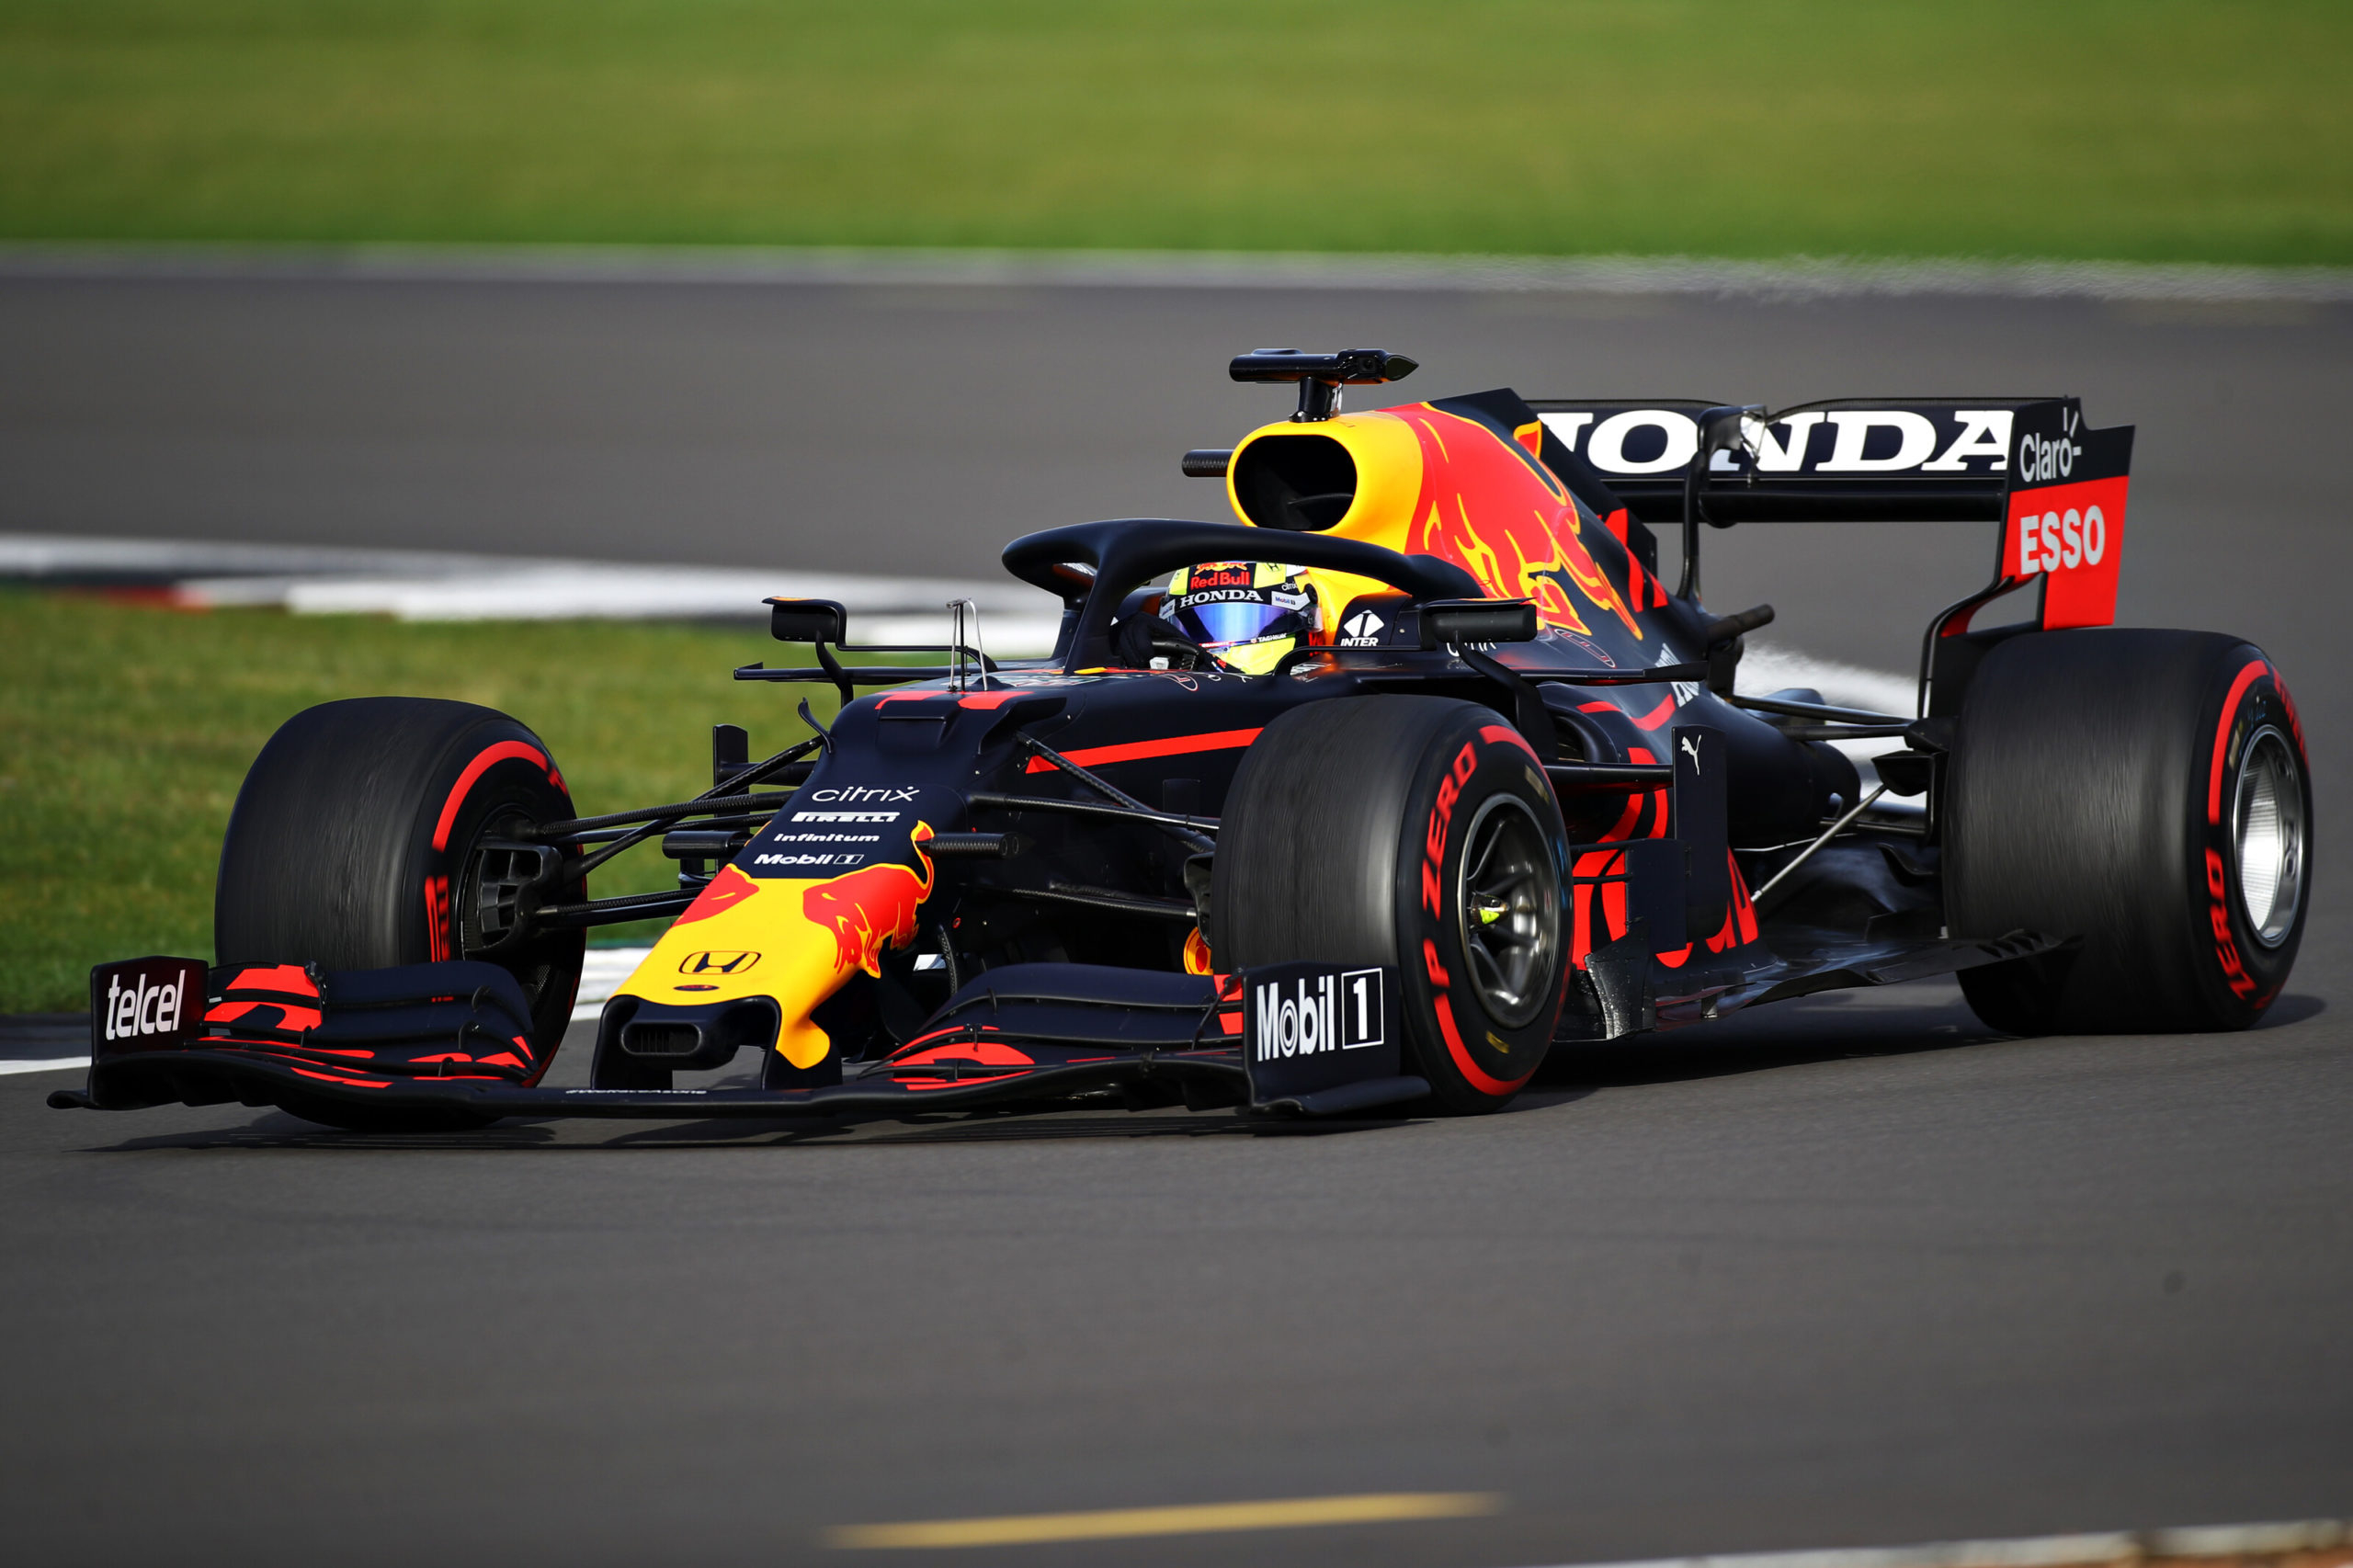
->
215;698;586;1125
1213;697;1567;1113
1947;630;2309;1034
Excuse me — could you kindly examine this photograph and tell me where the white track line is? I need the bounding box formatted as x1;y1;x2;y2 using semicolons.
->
4;244;2351;303
1733;642;1919;800
573;947;655;1023
1512;1520;2350;1568
1737;642;1916;718
1;1056;90;1076
6;531;1923;699
0;530;1035;613
0;531;1063;648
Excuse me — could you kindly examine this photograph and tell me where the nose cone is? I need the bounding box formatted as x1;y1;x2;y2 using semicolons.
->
614;824;938;1070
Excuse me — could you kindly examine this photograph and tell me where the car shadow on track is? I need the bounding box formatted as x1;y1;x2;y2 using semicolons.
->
1530;979;2005;1095
2257;992;2327;1028
81;1106;1426;1153
1521;978;2332;1096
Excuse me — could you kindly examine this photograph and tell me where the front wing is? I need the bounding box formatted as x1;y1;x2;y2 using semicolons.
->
52;958;1430;1123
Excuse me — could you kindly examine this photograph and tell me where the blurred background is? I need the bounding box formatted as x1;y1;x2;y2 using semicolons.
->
4;0;2346;259
3;8;2348;1565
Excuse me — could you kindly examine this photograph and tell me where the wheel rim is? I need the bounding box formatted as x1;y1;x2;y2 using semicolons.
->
460;808;562;955
1455;794;1563;1028
2232;725;2305;949
458;806;577;1030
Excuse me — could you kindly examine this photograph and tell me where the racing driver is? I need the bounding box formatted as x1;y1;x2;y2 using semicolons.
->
1113;561;1327;675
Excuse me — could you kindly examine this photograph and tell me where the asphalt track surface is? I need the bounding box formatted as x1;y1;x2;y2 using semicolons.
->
3;272;2347;1566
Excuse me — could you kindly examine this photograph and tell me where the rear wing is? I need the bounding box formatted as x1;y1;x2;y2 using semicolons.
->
1528;397;2133;631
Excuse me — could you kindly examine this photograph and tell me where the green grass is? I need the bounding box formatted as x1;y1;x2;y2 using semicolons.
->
0;591;827;1013
1;0;2348;263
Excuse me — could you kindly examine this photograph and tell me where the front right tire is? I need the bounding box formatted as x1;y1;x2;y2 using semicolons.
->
215;697;586;1126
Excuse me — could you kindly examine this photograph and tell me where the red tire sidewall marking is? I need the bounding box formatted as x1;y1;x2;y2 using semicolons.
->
2193;660;2307;1018
423;740;551;960
433;740;553;852
1398;719;1564;1099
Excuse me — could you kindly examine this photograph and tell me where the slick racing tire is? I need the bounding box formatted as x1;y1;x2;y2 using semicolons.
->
216;697;585;1129
1947;629;2309;1035
1214;696;1567;1114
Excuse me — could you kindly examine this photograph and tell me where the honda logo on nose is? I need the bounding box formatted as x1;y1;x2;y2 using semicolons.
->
678;950;759;975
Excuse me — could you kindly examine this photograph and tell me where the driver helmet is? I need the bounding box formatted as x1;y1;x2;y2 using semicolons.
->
1165;561;1322;675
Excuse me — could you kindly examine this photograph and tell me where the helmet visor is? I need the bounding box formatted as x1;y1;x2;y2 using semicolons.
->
1175;598;1293;649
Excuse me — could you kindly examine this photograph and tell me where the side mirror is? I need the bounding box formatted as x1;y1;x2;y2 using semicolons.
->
1420;598;1538;649
767;597;847;643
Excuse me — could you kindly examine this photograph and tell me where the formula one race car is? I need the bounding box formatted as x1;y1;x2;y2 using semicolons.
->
58;349;2312;1131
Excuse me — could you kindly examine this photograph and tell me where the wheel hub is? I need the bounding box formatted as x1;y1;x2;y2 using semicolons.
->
1455;794;1563;1029
2232;725;2305;949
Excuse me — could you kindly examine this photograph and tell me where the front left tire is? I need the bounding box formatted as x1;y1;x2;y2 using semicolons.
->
1213;696;1568;1113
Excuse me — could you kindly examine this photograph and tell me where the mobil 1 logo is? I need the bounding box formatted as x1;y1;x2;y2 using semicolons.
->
1242;960;1400;1103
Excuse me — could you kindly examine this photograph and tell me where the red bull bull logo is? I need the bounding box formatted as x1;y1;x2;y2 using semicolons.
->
1397;407;1644;642
801;824;937;978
